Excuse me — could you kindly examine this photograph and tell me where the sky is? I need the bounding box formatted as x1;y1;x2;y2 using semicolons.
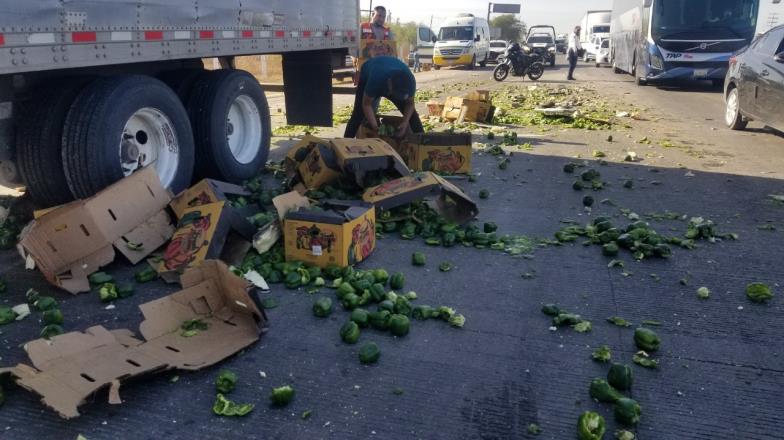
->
364;0;613;35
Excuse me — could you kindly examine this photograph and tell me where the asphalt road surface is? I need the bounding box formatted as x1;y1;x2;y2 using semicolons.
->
1;56;782;440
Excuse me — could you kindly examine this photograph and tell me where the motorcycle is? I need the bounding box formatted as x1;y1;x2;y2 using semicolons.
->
492;43;545;82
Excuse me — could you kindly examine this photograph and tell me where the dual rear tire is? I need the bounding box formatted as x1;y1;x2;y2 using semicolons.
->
16;70;270;207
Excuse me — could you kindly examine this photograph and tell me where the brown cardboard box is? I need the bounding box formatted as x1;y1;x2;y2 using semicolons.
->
153;201;256;283
274;193;376;268
0;260;266;419
357;39;398;71
169;179;250;220
329;138;410;187
466;90;491;103
426;101;445;117
442;96;495;123
398;133;473;174
18;168;175;294
363;171;478;224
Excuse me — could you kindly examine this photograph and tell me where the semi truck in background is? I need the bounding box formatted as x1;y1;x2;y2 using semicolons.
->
757;0;783;34
0;0;359;208
610;0;760;86
580;10;613;43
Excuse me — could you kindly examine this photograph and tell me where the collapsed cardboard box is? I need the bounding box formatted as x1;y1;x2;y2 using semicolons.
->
0;260;266;419
397;133;473;174
356;114;413;150
294;137;410;191
363;171;478;224
18;168;175;294
274;192;376;268
442;96;495;123
465;90;491;103
152;201;256;283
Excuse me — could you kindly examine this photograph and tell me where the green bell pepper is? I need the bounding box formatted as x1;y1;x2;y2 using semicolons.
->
40;324;64;339
312;297;333;317
369;310;391;330
340;321;361;344
577;411;606;440
390;272;405;290
358;342;381;364
341;293;361;310
412;252;426;266
371;269;389;284
388;314;410;337
42;309;64;325
0;306;17;325
34;296;58;312
88;271;113;285
607;363;633;391
589;378;623;403
541;304;561;316
351;308;370;328
634;327;660;352
393;297;412;317
614;398;641;426
412;305;434;320
216;370;237;394
746;282;773;303
270;385;295;406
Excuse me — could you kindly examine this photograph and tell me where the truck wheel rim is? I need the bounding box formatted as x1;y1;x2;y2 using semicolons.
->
725;89;739;125
227;94;262;164
119;107;179;187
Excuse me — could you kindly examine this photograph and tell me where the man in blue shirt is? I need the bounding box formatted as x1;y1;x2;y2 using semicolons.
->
344;56;424;138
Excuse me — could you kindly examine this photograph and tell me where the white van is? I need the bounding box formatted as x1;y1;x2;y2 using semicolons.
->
433;14;491;69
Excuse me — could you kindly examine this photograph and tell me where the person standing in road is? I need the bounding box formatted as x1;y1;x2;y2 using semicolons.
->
567;26;582;81
344;55;424;139
361;6;394;41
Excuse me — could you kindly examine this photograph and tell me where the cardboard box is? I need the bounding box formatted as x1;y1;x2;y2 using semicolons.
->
18;168;175;294
169;179;250;220
297;142;343;190
466;90;491;103
426;101;445;117
398;133;473;174
284;135;328;179
0;260;266;419
442;96;495;123
363;171;478;224
356;114;412;150
274;194;376;268
153;201;255;283
329;138;410;188
357;39;398;71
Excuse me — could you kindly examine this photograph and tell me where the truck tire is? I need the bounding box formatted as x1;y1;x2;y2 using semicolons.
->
158;69;207;102
16;78;92;207
62;75;195;198
185;69;271;183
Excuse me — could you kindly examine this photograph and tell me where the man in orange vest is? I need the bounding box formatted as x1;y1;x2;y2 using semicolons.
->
361;6;394;41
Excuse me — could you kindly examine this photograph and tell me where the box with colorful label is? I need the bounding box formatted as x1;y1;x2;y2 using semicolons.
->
275;196;376;268
297;143;343;190
153;201;255;282
329;138;410;187
169;179;250;219
363;171;478;224
398;133;473;174
284;135;328;179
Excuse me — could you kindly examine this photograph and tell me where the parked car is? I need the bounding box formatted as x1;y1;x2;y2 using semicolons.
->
556;37;567;54
489;40;508;62
583;35;607;63
724;25;784;132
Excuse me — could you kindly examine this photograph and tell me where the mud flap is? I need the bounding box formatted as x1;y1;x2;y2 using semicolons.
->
282;50;334;127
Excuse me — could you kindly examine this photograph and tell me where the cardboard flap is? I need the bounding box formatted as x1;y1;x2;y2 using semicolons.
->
113;210;175;264
4;260;264;419
405;132;472;147
272;191;312;222
170;179;251;220
285;199;374;226
362;172;478;224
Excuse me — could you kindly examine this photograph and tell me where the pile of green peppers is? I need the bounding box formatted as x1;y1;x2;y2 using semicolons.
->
554;216;677;261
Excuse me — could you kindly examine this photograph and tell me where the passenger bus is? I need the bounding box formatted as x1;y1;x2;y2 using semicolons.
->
610;0;760;85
